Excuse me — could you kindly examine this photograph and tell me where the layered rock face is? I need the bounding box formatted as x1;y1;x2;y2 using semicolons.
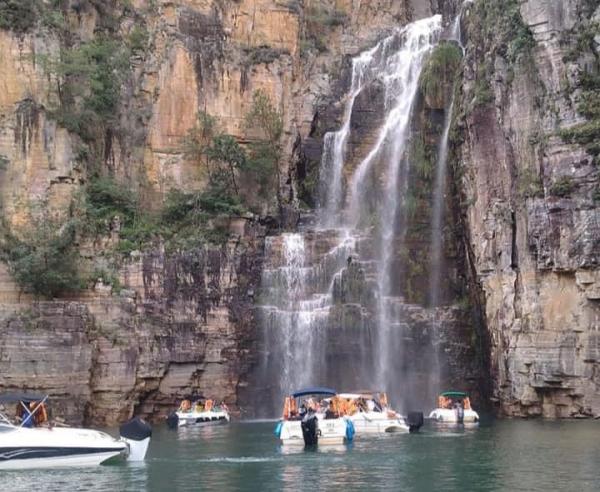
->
456;0;600;417
0;219;264;424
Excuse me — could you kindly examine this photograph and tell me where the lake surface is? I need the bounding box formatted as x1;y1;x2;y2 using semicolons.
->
3;419;600;491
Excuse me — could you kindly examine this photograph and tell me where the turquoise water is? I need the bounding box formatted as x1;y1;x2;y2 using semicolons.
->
2;419;600;491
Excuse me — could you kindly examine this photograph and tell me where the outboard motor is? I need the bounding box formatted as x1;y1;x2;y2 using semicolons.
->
456;406;465;424
166;412;179;429
301;410;318;447
120;417;152;461
406;411;424;433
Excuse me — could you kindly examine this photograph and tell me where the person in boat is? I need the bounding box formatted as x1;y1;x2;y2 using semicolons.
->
299;403;307;419
179;399;192;413
21;402;37;428
325;401;339;420
357;397;368;412
367;399;376;412
373;397;383;412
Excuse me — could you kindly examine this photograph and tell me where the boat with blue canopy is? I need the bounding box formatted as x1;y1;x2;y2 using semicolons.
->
274;387;354;446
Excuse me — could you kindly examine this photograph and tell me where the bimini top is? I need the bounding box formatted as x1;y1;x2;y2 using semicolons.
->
292;387;337;398
440;391;468;398
182;394;205;402
0;393;47;404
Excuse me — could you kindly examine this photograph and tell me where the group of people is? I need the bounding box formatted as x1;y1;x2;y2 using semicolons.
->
178;399;228;414
282;393;390;421
437;396;471;410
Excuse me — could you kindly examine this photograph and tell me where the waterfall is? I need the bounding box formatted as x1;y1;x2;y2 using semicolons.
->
254;15;449;416
424;3;469;403
319;47;378;228
428;99;454;309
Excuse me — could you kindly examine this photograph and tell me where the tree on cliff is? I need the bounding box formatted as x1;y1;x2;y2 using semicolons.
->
1;210;82;298
244;90;283;200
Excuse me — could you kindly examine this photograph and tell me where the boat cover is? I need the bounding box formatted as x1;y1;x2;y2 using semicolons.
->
440;391;468;398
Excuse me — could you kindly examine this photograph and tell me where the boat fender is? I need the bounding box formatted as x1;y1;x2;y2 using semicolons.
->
166;412;179;429
274;421;283;438
120;417;152;461
345;418;355;442
406;412;424;433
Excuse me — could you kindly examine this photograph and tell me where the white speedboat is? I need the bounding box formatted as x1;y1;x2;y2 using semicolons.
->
274;387;354;446
429;391;480;424
0;393;151;469
338;392;423;434
166;396;230;428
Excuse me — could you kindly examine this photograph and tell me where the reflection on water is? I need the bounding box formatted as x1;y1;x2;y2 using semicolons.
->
278;443;349;455
2;420;600;491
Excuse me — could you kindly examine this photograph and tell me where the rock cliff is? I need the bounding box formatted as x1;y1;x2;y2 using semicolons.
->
0;0;598;423
455;0;600;416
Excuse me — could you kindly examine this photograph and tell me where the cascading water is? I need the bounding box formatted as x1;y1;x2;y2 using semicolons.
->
427;4;467;403
319;47;379;228
253;14;464;416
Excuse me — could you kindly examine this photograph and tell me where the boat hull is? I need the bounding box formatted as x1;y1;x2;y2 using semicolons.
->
0;449;125;469
278;417;348;446
0;425;128;469
176;410;230;427
428;408;479;423
349;413;410;434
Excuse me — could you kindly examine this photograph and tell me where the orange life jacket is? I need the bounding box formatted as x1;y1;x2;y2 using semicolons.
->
380;393;388;408
282;397;291;419
291;397;297;415
37;403;48;424
205;399;213;411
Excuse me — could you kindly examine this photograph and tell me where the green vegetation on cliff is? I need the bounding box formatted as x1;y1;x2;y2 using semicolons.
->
301;3;347;54
559;27;600;156
466;0;536;109
1;212;82;297
0;0;39;32
558;20;600;170
41;37;136;146
420;42;463;108
0;87;282;297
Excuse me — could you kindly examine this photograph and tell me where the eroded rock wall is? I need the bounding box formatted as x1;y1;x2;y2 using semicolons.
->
456;0;600;417
0;217;264;424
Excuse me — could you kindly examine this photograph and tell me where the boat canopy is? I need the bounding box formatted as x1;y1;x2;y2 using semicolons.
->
440;391;468;398
182;394;205;401
0;393;47;404
292;387;337;398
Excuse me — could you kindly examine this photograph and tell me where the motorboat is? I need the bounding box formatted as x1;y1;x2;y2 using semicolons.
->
0;393;151;469
166;395;230;428
337;391;423;434
428;391;479;424
274;387;354;446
